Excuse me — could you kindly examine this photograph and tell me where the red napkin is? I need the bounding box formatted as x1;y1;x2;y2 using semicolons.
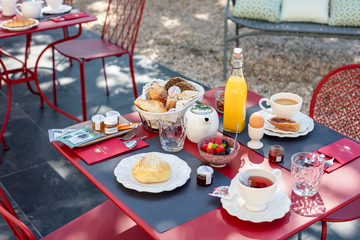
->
315;138;360;173
51;12;89;22
73;137;149;165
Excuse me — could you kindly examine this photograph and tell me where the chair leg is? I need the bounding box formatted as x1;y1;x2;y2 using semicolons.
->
52;46;57;106
223;17;228;81
321;221;327;240
1;82;12;154
79;61;87;121
102;58;109;96
128;55;138;99
235;23;239;47
62;27;73;66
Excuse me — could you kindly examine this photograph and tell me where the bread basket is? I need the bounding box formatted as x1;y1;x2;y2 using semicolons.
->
135;79;205;133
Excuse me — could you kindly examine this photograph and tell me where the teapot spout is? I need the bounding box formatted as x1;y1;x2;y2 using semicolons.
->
203;116;211;124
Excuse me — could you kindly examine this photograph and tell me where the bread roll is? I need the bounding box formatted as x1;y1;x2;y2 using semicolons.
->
166;92;190;110
148;82;168;105
182;90;198;98
132;154;172;183
134;99;166;113
174;82;196;92
165;77;187;90
267;117;300;132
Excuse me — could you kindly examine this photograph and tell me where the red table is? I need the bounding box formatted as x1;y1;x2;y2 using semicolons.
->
0;12;97;123
52;89;360;239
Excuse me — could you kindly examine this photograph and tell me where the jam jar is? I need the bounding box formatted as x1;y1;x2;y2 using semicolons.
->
269;145;284;163
197;166;214;186
104;116;118;134
91;114;105;132
106;111;121;124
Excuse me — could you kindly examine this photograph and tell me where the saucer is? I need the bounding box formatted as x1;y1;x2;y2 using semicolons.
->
221;188;291;223
42;4;72;14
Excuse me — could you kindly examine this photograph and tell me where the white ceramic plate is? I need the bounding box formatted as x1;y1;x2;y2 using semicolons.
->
114;152;191;193
42;4;72;14
221;188;291;223
0;19;39;31
258;110;315;138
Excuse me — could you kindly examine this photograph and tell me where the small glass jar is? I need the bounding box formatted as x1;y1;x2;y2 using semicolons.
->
104;116;118;134
106;111;121;124
91;114;105;132
215;89;225;113
269;145;284;163
197;166;214;186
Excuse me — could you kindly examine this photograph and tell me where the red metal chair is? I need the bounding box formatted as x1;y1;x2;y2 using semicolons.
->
52;0;145;121
0;185;152;240
309;64;360;240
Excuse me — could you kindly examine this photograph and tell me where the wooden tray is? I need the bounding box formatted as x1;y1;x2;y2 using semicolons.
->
67;117;133;148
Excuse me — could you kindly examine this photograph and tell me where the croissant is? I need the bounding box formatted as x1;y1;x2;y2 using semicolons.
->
134;99;166;113
267;117;300;132
148;82;168;105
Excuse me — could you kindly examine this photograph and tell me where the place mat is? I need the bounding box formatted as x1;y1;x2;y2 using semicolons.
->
79;137;231;233
74;137;149;165
316;138;360;173
219;105;348;171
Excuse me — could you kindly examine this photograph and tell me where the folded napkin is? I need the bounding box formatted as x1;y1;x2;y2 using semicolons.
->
73;137;149;165
315;138;360;173
51;12;89;22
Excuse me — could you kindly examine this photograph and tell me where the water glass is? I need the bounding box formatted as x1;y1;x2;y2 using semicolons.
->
291;152;325;197
159;115;187;152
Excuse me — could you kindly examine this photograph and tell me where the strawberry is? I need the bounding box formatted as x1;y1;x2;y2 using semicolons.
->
215;138;223;145
210;138;217;144
206;148;216;155
201;144;208;152
206;142;213;151
215;145;225;153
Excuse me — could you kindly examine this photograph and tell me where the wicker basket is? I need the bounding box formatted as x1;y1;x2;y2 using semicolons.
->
135;79;205;133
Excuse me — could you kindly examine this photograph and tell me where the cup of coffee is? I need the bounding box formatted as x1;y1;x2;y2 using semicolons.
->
259;92;302;119
236;168;282;212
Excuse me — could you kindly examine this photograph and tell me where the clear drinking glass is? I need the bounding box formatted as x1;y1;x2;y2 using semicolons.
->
158;115;187;152
291;152;325;197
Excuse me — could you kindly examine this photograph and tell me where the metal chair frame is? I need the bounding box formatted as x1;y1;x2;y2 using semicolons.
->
309;64;360;240
52;0;146;121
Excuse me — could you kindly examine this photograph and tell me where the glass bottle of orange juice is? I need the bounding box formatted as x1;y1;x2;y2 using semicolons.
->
223;48;247;133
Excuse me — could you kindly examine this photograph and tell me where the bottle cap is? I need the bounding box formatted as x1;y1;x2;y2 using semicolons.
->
234;48;242;54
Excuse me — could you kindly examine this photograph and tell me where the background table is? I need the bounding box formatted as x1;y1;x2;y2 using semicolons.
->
52;88;360;239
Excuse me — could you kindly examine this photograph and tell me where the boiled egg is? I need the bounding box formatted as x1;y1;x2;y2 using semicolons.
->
249;112;264;128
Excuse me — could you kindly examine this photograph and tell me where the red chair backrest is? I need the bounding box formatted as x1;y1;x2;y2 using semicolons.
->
309;64;360;141
101;0;146;53
0;186;37;240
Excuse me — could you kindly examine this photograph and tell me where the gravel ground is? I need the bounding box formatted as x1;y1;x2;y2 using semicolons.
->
73;0;360;115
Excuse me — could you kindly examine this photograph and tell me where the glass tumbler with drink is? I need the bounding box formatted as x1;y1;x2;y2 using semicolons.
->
159;115;187;152
291;152;325;197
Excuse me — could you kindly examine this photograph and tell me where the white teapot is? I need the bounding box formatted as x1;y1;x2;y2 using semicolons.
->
16;0;43;19
185;103;219;143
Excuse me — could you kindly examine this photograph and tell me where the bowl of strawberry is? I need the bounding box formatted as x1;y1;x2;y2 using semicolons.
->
197;135;240;168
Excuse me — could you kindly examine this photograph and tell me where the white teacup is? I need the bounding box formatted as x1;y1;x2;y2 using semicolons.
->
46;0;63;10
0;0;17;16
236;168;282;212
259;92;302;119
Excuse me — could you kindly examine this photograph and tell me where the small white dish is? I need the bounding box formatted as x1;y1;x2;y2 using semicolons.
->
114;152;191;193
42;4;72;14
257;110;315;138
0;19;39;31
221;188;291;223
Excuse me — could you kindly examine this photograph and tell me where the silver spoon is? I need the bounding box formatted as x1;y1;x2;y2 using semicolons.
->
230;124;239;154
123;136;147;149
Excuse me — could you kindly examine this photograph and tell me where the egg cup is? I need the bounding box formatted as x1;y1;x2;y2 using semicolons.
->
247;124;264;149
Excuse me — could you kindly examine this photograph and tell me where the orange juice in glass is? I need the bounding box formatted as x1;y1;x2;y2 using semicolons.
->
223;48;247;133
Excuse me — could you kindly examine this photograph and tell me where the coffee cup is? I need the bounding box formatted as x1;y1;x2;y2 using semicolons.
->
46;0;63;10
0;0;17;16
236;168;282;212
259;92;302;119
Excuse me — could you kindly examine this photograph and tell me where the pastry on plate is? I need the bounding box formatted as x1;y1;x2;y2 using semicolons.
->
132;153;172;183
267;116;300;132
134;99;166;113
3;17;35;28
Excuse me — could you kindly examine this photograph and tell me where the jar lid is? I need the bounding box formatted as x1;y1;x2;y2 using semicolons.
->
104;116;118;125
106;111;120;117
91;114;105;123
197;166;214;176
190;105;213;115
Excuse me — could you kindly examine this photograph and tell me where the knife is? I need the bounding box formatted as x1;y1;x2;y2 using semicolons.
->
123;136;147;143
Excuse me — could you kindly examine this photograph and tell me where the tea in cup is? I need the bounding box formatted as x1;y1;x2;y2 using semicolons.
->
259;92;302;119
236;168;282;212
46;0;63;10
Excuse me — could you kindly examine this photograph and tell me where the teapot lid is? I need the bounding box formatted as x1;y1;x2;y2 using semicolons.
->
190;102;213;115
